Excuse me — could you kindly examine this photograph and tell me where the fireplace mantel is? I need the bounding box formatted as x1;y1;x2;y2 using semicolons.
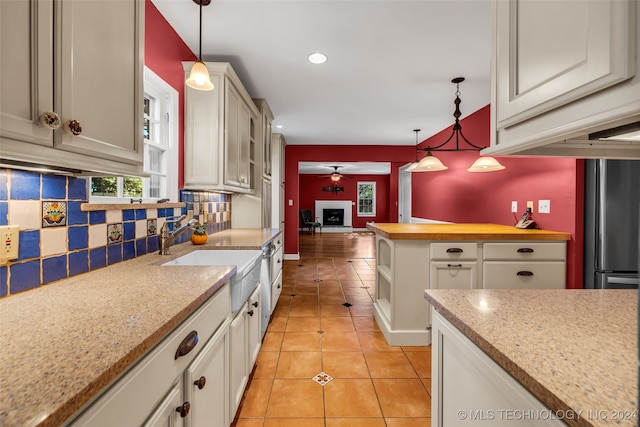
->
314;200;353;227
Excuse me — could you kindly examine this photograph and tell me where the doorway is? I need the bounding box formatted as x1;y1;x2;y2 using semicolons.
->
398;163;412;223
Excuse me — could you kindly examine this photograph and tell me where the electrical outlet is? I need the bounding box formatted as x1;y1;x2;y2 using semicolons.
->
538;199;551;214
511;201;518;213
526;201;534;211
0;225;19;264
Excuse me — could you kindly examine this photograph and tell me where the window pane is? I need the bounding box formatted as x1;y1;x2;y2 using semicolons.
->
143;96;150;116
148;148;163;173
91;177;117;197
149;174;164;199
143;118;150;140
123;177;143;197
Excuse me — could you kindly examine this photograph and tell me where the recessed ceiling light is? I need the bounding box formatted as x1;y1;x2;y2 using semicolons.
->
308;52;327;64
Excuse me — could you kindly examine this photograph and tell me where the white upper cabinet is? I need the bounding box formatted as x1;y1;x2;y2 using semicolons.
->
485;0;640;158
0;0;144;175
183;62;259;193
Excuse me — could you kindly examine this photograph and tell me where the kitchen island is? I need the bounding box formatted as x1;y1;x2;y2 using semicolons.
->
0;228;280;427
425;288;637;427
366;223;571;345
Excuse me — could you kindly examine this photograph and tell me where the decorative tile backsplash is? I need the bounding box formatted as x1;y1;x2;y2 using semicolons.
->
0;168;232;298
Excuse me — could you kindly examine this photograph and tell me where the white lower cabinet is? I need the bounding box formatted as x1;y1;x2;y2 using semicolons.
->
66;284;231;427
432;310;564;426
230;284;262;421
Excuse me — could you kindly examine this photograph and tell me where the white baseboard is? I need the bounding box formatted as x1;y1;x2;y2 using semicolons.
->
284;253;300;260
410;217;452;224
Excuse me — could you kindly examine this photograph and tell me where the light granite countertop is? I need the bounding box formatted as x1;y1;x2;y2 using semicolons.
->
425;289;638;427
367;223;571;241
0;228;281;427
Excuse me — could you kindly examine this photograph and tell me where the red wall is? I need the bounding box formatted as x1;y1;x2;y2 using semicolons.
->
299;174;391;227
411;106;584;288
285;108;584;289
144;0;197;189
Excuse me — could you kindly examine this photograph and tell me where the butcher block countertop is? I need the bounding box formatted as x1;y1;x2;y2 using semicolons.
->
366;222;571;241
0;228;281;427
425;289;638;427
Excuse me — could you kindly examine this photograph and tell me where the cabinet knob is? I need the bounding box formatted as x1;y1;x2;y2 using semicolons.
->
277;259;281;264
517;271;534;276
277;284;281;289
39;111;61;129
194;376;206;390
446;248;463;253
176;402;190;418
252;301;259;308
247;309;254;317
175;330;199;359
64;119;82;136
517;248;534;253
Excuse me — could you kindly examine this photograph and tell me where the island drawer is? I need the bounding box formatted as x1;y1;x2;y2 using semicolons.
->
483;242;566;261
431;242;478;260
483;262;566;289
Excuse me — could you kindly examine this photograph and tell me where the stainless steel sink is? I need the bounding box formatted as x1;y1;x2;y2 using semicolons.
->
162;250;262;313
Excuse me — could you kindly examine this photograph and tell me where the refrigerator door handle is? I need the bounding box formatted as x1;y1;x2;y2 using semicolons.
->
607;277;640;285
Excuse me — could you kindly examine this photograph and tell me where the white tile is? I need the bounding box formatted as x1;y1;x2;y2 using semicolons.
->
41;227;67;257
89;224;107;249
8;200;41;230
146;208;157;219
106;210;122;224
135;220;147;239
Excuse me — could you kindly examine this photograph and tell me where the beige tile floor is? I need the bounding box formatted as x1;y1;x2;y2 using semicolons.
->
232;253;432;427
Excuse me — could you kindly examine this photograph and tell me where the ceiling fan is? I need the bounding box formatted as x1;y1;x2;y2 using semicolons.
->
320;165;353;182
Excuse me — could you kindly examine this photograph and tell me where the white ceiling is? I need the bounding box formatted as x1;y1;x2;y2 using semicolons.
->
151;0;492;148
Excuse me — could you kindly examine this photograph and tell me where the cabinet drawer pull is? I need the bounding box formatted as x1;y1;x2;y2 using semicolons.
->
517;271;534;276
517;248;534;253
194;376;206;390
247;309;254;317
175;330;198;359
446;248;463;253
447;264;463;268
176;402;190;417
252;301;259;307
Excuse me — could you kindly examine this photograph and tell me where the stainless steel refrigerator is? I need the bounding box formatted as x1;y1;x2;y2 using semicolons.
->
584;159;640;289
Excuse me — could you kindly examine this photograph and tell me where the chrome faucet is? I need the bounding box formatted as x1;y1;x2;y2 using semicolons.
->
159;215;200;255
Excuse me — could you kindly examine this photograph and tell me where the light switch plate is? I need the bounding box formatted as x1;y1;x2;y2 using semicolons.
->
511;201;518;213
0;225;19;264
538;200;551;214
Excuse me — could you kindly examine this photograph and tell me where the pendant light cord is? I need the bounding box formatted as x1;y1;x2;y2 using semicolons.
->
198;0;203;61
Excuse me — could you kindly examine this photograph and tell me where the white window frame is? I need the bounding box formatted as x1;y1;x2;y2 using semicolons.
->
89;67;178;203
357;181;376;217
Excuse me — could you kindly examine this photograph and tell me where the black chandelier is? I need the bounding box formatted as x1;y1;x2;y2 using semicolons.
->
408;77;505;172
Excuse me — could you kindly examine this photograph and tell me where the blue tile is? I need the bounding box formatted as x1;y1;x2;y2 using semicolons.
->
18;230;40;260
0;266;7;297
68;226;88;250
0;169;7;199
42;174;67;199
67;201;87;225
43;255;68;284
10;170;40;200
123;221;135;241
10;260;41;293
89;247;106;270
0;202;7;226
68;176;87;200
148;235;159;252
89;210;106;224
123;241;135;260
69;250;89;276
107;244;122;265
122;209;135;221
135;209;146;220
135;238;147;256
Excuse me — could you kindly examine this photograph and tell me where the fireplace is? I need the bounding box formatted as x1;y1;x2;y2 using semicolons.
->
323;209;344;226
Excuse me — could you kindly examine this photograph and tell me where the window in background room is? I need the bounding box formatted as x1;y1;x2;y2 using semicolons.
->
89;67;178;203
357;181;376;216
